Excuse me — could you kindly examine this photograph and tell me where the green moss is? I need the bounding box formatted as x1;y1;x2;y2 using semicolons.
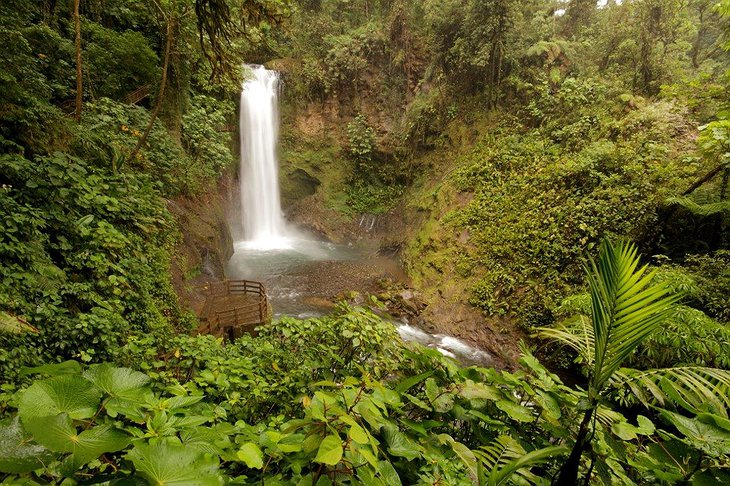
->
280;132;350;211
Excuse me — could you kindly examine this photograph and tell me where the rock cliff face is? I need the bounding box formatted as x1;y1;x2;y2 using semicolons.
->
168;172;236;315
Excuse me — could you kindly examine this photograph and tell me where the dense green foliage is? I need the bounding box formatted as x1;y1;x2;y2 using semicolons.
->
2;307;729;484
0;0;274;383
2;0;730;484
0;151;185;383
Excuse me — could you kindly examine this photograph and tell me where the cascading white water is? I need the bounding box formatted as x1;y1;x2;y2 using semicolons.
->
239;65;288;249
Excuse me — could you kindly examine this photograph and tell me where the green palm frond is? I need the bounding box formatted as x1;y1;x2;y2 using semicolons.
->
535;315;594;365
537;240;680;395
585;240;680;394
538;313;730;417
614;367;730;418
473;435;566;486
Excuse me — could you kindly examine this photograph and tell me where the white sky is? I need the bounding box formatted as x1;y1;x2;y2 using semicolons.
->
555;0;623;17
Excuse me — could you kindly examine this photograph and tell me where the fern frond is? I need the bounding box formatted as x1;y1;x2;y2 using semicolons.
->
666;196;730;216
473;436;566;486
0;312;38;334
613;367;730;418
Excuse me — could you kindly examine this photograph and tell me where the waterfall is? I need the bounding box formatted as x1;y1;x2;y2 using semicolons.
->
239;66;288;249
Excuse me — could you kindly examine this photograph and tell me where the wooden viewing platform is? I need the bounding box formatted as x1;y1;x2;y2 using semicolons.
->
196;279;271;339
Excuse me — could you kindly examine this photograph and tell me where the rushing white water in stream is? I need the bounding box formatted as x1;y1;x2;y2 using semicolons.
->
239;66;289;250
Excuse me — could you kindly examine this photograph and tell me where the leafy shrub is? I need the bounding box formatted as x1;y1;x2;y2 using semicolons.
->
295;57;331;101
634;305;730;368
408;96;697;328
0;27;69;153
21;24;76;103
552;263;730;370
182;94;235;177
2;311;728;484
0;152;189;382
679;251;730;322
400;87;447;152
346;113;376;170
449;134;675;324
346;181;403;215
77;98;221;196
84;22;159;101
118;305;404;422
324;23;386;95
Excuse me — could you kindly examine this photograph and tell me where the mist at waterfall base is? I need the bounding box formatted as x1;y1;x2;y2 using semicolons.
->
229;66;491;365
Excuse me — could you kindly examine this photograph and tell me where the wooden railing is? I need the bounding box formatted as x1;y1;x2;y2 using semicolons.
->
56;84;151;117
197;279;270;339
125;84;151;105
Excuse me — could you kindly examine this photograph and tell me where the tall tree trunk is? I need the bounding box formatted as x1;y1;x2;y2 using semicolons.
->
129;19;174;162
74;0;82;122
160;19;188;143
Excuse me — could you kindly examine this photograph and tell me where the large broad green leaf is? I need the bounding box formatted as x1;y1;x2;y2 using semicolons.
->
612;415;655;441
23;414;76;452
438;434;477;479
381;424;420;461
83;364;152;402
20;360;82;377
659;409;730;457
162;396;205;411
19;375;102;422
314;434;343;465
495;400;534;423
0;417;53;473
394;371;434;394
338;414;370;444
237;442;264;469
697;413;730;432
180;427;225;455
425;378;454;412
460;381;502;401
127;442;223;486
23;414;130;470
376;460;402;486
